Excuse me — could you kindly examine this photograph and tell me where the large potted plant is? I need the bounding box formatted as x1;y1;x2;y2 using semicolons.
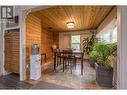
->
94;43;117;87
82;35;96;57
82;35;98;66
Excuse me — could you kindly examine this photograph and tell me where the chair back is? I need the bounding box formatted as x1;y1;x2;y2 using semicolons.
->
55;48;61;57
63;50;73;58
63;49;72;54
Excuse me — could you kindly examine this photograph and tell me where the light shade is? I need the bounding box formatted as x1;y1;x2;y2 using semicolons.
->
67;22;75;28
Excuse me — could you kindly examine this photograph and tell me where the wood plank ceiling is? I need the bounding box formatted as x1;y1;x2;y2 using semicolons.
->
31;6;114;32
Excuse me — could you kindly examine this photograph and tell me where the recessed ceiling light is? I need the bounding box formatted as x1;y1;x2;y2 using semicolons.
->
67;22;75;28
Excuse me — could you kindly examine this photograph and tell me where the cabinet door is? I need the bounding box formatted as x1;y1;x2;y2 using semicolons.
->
4;30;19;74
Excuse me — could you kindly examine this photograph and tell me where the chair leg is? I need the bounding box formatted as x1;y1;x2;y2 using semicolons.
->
57;58;58;66
71;65;72;74
68;59;72;74
63;58;75;74
60;57;61;64
63;58;66;72
63;61;64;72
74;59;76;69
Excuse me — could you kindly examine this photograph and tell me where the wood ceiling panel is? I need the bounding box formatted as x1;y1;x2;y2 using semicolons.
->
31;6;114;32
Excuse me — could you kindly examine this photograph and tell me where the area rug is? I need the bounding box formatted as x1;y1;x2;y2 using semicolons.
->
30;81;73;89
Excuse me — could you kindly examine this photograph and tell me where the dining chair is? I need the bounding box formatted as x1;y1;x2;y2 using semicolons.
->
56;48;62;66
62;50;76;74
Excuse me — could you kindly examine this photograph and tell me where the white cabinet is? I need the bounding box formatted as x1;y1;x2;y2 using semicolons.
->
30;54;41;80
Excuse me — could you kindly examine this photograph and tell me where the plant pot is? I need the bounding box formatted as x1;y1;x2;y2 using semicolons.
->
95;63;113;88
89;57;96;67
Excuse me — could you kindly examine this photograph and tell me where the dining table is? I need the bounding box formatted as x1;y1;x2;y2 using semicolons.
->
54;50;84;75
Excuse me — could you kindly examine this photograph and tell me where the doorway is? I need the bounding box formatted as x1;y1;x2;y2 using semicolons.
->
4;29;20;74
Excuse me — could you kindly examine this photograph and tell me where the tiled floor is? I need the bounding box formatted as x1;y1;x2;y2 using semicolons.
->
41;61;102;89
27;60;110;89
0;61;111;89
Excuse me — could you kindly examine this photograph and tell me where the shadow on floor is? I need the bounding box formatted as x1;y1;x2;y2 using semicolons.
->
0;73;33;89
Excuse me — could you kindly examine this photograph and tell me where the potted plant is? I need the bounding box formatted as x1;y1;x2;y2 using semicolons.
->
82;35;97;60
83;35;98;66
89;50;97;67
93;43;117;87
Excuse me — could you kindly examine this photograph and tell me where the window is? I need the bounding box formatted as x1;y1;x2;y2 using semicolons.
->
97;18;117;43
112;27;117;42
100;32;110;43
98;27;117;43
71;35;80;51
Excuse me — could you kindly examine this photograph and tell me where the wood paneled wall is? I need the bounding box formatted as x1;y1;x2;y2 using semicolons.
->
26;13;59;63
41;28;53;61
41;27;59;61
26;13;42;64
26;13;42;79
53;32;59;48
26;13;59;79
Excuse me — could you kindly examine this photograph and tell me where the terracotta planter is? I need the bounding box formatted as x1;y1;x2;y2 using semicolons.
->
89;57;96;67
95;63;113;88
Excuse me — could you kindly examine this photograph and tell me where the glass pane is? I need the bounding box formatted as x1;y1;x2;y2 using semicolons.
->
71;44;80;50
112;27;117;42
103;32;110;42
71;35;80;43
100;32;110;43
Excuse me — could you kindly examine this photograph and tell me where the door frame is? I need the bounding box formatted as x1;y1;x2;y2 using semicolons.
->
0;20;6;76
0;22;3;76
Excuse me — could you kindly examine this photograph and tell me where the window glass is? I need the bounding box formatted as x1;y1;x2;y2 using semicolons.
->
100;32;110;43
71;35;80;51
98;27;117;43
112;27;117;42
71;35;80;43
71;44;80;50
